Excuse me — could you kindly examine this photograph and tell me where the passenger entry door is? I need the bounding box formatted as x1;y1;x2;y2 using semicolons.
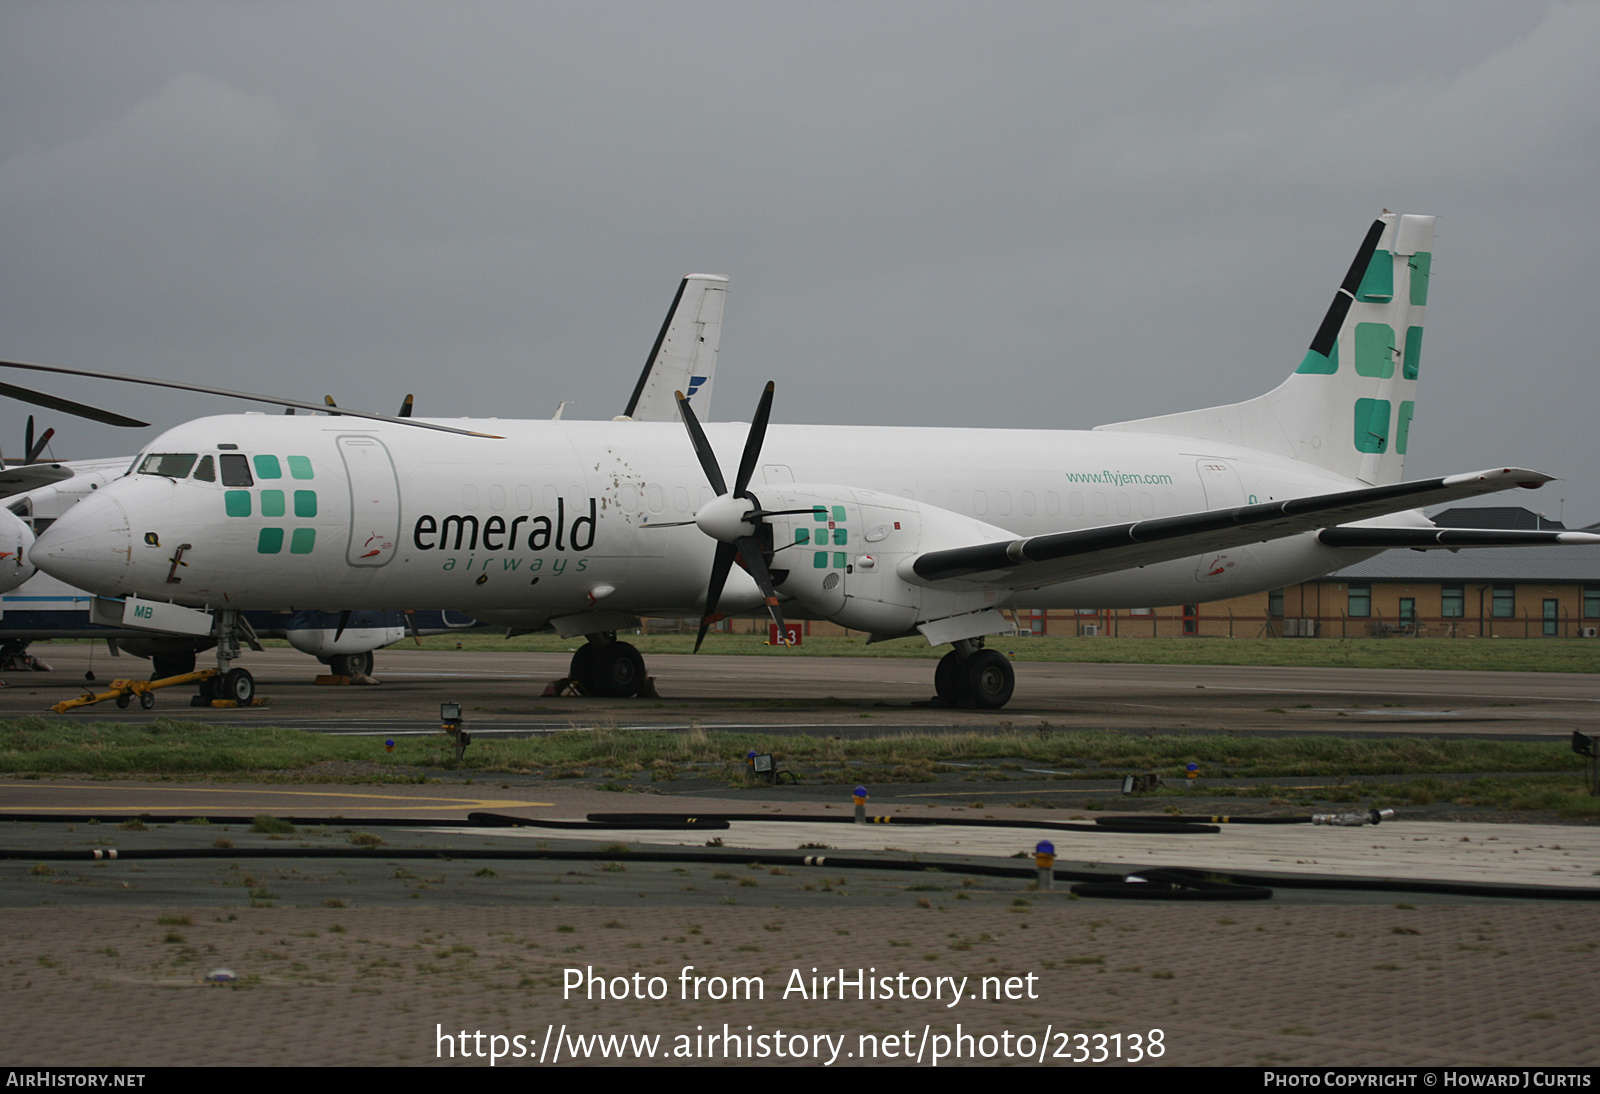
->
338;436;400;567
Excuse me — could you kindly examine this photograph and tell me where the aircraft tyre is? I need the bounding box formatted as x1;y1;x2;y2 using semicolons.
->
569;643;599;693
330;651;374;678
960;649;1014;710
139;691;156;710
588;641;646;698
151;650;196;680
934;650;962;705
220;668;255;705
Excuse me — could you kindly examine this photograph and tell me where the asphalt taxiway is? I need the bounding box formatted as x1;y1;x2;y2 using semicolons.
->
2;643;1595;738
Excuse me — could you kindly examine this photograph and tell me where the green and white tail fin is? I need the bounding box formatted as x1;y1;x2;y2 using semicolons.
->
1096;212;1435;485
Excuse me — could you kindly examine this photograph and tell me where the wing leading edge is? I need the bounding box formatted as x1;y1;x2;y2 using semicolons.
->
907;468;1571;588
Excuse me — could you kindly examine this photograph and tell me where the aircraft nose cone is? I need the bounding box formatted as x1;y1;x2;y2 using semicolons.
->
32;490;133;594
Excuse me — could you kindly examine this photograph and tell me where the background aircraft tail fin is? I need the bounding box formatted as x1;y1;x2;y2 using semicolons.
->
1096;212;1435;485
621;274;728;421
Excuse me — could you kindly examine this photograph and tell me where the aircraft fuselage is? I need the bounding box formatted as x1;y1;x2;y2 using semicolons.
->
32;413;1378;632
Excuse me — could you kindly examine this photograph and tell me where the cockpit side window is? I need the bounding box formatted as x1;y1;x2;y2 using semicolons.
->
137;453;198;479
219;454;254;487
192;455;216;483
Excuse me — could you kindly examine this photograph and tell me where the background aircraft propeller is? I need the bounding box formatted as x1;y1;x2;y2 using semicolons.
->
23;416;53;465
674;381;812;651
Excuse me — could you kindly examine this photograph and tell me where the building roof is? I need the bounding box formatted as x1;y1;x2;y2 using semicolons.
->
1324;543;1600;583
1431;506;1566;531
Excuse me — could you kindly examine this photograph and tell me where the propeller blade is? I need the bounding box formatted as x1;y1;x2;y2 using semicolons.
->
26;425;54;465
0;379;148;428
0;358;499;438
334;609;352;642
404;609;422;646
734;534;789;638
695;540;739;652
24;417;33;464
398;394;414;418
732;380;775;498
675;390;727;496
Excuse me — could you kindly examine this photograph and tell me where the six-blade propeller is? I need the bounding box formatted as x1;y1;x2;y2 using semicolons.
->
674;381;811;651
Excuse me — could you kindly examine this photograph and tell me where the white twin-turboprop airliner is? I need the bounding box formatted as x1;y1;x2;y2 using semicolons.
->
5;213;1594;710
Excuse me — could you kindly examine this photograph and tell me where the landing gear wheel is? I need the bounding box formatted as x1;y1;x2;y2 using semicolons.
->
934;650;962;705
960;649;1015;710
569;643;599;693
151;651;196;680
139;691;156;710
588;641;646;698
220;668;255;704
115;694;131;709
330;651;374;678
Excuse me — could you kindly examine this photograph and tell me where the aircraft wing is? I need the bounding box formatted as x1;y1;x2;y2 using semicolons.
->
907;467;1563;588
1316;527;1600;548
0;463;74;498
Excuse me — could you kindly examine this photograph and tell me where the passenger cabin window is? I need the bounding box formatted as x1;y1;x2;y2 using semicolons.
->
138;453;198;479
219;454;254;487
192;455;215;482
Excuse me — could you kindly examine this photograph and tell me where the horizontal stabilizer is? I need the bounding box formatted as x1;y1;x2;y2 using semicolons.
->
908;468;1553;587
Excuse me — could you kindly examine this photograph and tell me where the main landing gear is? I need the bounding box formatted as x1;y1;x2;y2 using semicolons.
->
933;638;1015;710
569;633;648;698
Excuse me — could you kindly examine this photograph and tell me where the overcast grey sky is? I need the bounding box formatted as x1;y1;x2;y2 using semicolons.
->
2;2;1596;521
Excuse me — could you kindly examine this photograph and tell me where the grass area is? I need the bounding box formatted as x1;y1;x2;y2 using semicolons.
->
2;717;1595;816
398;633;1600;674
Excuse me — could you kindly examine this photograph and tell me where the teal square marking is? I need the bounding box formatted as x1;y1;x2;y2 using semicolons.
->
294;490;317;518
224;491;251;518
287;456;315;480
257;528;283;554
290;528;316;554
253;455;282;480
260;490;285;518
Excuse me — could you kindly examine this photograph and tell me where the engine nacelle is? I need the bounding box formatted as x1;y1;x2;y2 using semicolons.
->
0;507;37;594
759;484;1012;638
283;610;407;657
